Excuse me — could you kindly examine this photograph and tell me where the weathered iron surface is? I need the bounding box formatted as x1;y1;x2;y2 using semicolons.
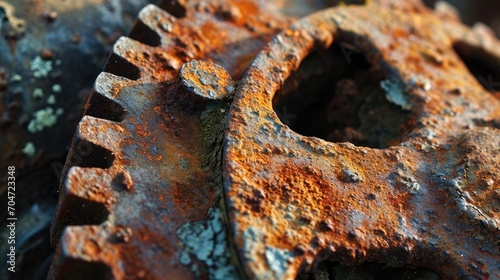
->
224;3;500;280
48;0;335;279
48;0;500;279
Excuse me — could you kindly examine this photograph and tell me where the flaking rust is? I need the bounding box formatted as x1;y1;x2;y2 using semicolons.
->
49;0;500;279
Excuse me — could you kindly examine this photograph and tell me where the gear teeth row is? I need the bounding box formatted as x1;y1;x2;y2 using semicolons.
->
50;115;130;246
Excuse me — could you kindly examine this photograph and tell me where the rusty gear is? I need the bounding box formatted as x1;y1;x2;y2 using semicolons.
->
49;0;500;279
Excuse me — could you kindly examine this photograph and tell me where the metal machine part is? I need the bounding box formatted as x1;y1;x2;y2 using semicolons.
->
224;4;500;279
49;0;500;279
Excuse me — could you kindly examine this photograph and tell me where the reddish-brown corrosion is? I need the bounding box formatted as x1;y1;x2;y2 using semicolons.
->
48;0;335;279
224;3;500;280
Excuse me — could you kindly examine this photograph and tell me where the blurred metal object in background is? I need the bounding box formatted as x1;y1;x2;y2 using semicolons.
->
424;0;500;37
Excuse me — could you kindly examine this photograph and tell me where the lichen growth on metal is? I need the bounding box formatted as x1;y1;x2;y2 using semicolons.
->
380;79;413;110
10;74;22;82
27;107;63;133
47;94;56;104
22;142;36;157
265;247;294;278
177;207;239;280
33;88;44;98
46;94;56;105
52;84;62;93
30;56;53;79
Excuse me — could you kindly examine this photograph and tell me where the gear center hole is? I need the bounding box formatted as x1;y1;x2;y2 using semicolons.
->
272;42;413;149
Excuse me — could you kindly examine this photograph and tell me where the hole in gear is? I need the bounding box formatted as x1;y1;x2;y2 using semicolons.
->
52;259;113;280
297;261;441;280
84;90;127;122
128;19;162;47
272;42;413;149
103;53;141;80
67;139;115;169
453;41;500;97
56;195;110;228
158;0;187;18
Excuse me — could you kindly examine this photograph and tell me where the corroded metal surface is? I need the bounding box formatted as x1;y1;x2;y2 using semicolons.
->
48;0;328;279
48;0;500;279
224;4;500;280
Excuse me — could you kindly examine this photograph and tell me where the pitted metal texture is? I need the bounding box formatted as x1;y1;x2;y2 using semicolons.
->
224;4;500;279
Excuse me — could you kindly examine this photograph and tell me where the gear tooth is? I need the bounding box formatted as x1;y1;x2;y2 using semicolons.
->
49;226;120;280
62;226;118;264
138;4;177;37
94;72;135;103
77;115;125;155
65;167;115;206
93;73;164;117
113;36;147;55
112;36;152;68
51;167;113;246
